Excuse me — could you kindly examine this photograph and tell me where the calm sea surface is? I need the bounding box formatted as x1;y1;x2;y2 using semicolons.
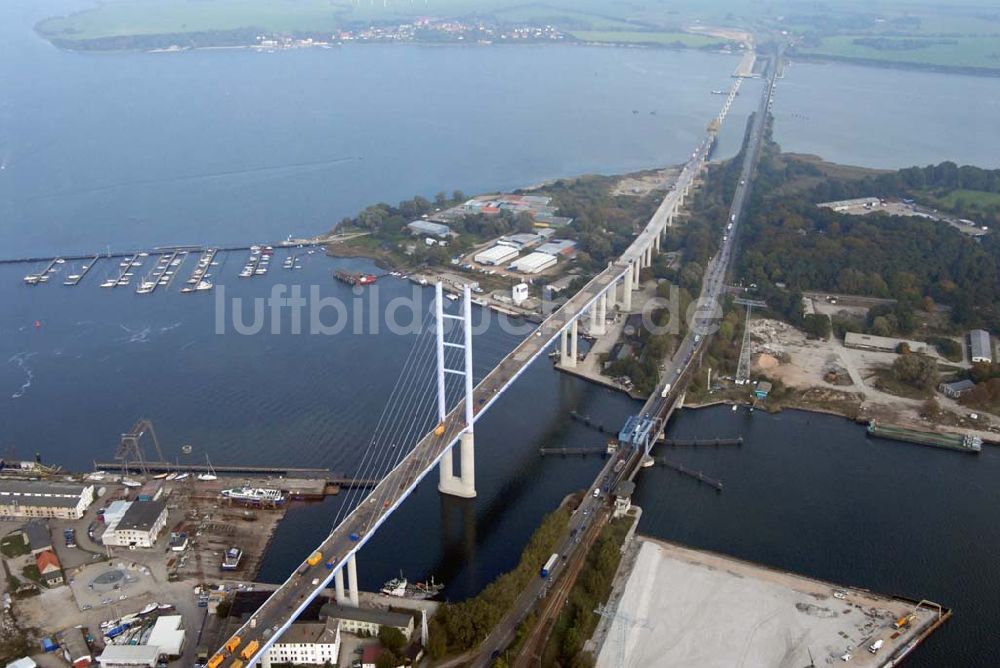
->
2;1;998;664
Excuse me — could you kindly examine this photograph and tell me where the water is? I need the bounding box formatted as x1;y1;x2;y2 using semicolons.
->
3;1;1000;664
0;1;752;258
635;406;1000;667
774;59;1000;169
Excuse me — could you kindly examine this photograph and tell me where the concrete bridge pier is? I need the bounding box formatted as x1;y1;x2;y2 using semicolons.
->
439;449;455;489
569;319;578;365
621;265;633;311
631;258;641;290
334;568;345;604
439;432;476;498
347;553;360;607
590;293;607;336
560;327;569;364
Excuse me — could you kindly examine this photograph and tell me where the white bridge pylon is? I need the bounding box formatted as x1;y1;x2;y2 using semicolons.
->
435;282;477;498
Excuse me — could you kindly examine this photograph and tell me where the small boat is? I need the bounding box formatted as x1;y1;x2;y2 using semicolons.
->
165;473;178;481
195;280;213;291
55;258;66;264
153;472;169;480
23;275;40;285
197;454;218;480
101;280;116;288
139;602;158;615
121;478;141;488
175;473;190;481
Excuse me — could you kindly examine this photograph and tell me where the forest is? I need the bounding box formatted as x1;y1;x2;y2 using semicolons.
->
737;150;1000;331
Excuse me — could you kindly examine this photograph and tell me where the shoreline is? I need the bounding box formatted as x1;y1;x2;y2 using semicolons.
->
38;31;735;55
680;397;1000;447
789;50;1000;79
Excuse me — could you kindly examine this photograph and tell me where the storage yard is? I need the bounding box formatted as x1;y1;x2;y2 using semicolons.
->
596;538;947;668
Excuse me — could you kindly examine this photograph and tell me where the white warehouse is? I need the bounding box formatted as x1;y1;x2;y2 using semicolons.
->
474;244;519;266
510;252;557;274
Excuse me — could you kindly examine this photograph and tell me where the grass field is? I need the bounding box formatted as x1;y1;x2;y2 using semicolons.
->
0;532;29;558
799;34;1000;71
35;0;751;43
569;30;725;48
931;189;1000;210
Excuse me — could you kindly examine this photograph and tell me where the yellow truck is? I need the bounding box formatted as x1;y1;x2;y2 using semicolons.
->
434;422;446;437
207;655;225;668
224;636;241;655
231;661;245;668
240;640;260;660
307;551;323;567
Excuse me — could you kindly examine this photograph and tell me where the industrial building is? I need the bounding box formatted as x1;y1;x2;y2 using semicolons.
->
320;603;415;641
843;332;927;354
474;244;519;266
0;481;95;520
510;251;557;274
535;239;578;258
497;232;548;250
405;220;452;238
102;500;168;548
969;329;992;363
96;645;161;668
146;616;185;658
261;618;341;667
939;379;976;399
512;283;529;305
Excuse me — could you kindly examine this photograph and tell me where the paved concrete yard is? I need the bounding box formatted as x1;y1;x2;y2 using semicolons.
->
597;538;940;668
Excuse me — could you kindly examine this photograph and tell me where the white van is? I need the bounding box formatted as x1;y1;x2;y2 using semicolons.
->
868;639;884;654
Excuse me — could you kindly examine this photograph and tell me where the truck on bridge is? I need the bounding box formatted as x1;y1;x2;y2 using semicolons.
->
541;553;559;578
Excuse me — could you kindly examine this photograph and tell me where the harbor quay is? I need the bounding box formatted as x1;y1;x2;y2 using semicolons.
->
593;537;948;668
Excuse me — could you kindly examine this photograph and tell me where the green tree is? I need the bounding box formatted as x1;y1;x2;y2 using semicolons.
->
891;353;938;392
375;650;398;668
378;627;406;654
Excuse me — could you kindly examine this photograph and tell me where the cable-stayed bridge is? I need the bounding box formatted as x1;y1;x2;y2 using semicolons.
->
211;78;749;666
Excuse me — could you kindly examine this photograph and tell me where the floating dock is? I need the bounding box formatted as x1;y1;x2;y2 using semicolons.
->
63;255;100;286
867;420;981;453
102;253;142;289
22;257;62;285
181;248;217;293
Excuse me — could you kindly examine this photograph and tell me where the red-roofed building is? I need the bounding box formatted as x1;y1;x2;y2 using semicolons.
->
35;549;64;587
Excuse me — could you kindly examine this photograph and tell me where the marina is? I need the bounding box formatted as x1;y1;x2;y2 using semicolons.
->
22;257;62;285
136;250;186;294
62;255;100;286
180;248;217;294
101;252;144;289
